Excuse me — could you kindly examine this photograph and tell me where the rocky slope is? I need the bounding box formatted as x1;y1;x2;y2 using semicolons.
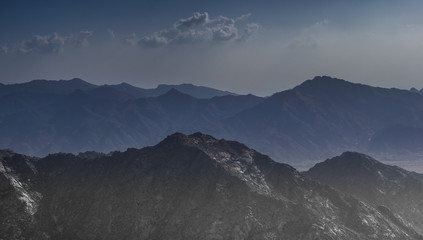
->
1;134;421;239
306;152;423;235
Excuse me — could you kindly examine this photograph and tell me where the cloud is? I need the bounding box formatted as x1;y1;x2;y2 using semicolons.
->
174;12;210;31
17;31;93;54
138;12;260;48
238;23;261;42
236;13;252;22
314;19;329;26
19;33;66;54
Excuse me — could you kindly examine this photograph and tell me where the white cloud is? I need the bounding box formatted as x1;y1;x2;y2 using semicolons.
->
174;12;210;31
19;33;66;54
17;31;93;54
236;13;252;22
138;12;260;48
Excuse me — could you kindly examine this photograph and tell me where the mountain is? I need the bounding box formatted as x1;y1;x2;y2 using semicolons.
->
410;87;423;95
0;78;237;99
0;78;97;97
103;82;238;99
306;152;423;235
1;133;421;239
148;83;238;99
2;76;423;170
216;76;423;167
0;87;263;156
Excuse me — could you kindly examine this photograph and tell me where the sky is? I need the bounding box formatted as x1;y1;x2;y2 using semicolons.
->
1;0;423;96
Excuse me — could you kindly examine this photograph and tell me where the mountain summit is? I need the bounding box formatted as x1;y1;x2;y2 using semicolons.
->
219;76;423;166
1;133;421;239
306;152;423;235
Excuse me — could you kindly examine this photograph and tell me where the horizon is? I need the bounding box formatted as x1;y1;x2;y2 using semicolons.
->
2;0;423;95
0;75;420;97
3;1;423;238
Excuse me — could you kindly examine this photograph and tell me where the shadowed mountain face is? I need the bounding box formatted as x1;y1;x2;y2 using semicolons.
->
1;133;421;240
306;152;423;235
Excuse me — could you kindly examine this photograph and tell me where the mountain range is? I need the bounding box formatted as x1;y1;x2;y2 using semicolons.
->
0;79;261;157
218;77;423;168
1;132;422;239
0;78;237;99
1;76;423;170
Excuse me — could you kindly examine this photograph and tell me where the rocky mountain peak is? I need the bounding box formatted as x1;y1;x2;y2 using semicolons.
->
1;136;422;239
306;152;423;235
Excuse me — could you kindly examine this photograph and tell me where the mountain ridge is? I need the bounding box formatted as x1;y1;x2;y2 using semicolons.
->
0;78;239;99
1;133;422;239
306;151;423;235
2;76;423;171
216;76;423;167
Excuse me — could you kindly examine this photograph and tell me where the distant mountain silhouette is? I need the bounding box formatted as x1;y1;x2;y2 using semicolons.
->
410;87;423;95
0;78;237;99
306;151;423;235
103;82;238;99
0;81;262;156
101;83;237;99
153;83;238;98
0;78;96;96
2;76;423;169
1;133;421;239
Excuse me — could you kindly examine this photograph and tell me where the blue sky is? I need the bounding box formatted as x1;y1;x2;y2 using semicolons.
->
1;0;423;95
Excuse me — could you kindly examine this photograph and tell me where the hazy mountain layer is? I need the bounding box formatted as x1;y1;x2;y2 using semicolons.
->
2;76;423;169
216;76;423;166
0;78;236;99
0;83;262;156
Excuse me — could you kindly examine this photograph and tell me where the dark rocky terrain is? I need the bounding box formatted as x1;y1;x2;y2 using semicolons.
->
306;152;423;235
1;133;422;240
